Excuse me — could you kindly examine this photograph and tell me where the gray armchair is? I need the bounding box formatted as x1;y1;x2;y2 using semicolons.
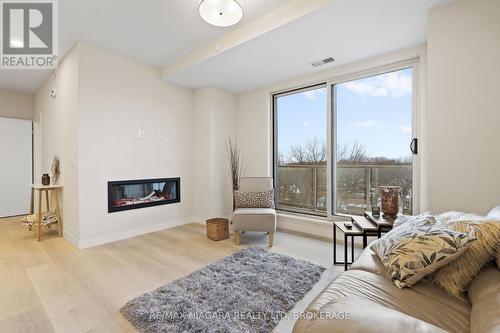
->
232;177;277;247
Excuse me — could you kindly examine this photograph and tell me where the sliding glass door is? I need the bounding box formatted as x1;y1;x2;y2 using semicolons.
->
273;63;418;217
333;67;415;215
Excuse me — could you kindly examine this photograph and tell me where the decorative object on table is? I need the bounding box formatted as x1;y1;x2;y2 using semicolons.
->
121;247;325;333
51;156;60;184
233;189;274;208
380;186;400;220
41;173;51;185
432;214;500;297
370;214;477;288
206;218;229;241
226;138;245;209
372;205;381;218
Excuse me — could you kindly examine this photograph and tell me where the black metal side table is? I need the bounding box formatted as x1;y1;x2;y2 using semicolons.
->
333;221;363;271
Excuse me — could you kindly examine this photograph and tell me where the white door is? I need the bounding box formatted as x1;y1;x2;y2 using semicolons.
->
0;118;32;217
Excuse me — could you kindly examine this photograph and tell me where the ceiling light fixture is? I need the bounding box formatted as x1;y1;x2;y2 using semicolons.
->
199;0;243;27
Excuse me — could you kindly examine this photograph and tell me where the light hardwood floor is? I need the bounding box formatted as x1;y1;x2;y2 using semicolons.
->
0;216;348;333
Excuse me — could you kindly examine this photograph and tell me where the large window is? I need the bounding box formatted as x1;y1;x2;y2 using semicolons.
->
273;84;328;216
273;65;417;216
333;68;414;215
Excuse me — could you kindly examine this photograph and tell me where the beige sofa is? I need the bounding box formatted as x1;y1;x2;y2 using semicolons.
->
294;207;500;333
293;247;500;333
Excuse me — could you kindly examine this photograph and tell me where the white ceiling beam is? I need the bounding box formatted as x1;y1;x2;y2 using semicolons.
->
161;0;331;81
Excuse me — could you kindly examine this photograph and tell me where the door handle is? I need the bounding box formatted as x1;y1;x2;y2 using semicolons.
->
410;138;418;155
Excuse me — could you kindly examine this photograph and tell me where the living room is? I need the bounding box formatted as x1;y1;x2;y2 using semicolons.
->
0;0;499;332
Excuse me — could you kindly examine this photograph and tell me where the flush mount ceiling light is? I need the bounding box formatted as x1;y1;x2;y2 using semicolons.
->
199;0;243;27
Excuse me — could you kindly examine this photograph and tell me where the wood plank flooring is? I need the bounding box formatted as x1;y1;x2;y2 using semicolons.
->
0;216;347;333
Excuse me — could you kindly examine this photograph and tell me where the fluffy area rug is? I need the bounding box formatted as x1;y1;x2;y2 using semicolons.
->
121;247;325;333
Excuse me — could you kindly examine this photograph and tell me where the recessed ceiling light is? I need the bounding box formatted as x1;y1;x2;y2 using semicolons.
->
10;39;23;48
199;0;243;27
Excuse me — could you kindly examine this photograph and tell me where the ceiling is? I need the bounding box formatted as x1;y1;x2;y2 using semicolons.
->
165;0;452;92
0;0;451;94
0;0;289;93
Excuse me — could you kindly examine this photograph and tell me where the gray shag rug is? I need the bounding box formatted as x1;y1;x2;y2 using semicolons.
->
120;247;325;333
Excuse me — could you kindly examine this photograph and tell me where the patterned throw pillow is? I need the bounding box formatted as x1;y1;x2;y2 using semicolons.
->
371;215;476;288
432;214;500;297
393;212;433;229
233;190;274;209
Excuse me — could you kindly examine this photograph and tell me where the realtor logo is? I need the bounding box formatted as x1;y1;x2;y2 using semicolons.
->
1;0;58;69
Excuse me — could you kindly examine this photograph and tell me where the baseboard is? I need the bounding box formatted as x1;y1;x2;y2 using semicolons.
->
77;216;199;249
63;230;79;248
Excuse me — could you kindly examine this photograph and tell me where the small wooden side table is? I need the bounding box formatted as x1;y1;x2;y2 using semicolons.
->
30;184;63;241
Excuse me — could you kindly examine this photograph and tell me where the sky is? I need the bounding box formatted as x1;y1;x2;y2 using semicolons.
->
277;67;413;160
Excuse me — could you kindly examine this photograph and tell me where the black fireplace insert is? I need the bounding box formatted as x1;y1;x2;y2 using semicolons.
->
108;178;180;213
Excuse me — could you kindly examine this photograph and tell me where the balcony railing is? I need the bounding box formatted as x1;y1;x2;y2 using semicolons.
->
277;162;412;216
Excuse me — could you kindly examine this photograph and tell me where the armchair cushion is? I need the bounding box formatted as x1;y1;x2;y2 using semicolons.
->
234;189;274;208
233;208;276;215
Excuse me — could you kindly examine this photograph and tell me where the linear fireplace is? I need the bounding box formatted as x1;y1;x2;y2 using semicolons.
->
107;178;180;213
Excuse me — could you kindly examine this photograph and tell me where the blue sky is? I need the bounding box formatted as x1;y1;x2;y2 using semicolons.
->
277;68;413;160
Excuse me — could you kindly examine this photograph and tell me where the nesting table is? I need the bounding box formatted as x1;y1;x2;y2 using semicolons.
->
30;184;63;241
333;212;394;270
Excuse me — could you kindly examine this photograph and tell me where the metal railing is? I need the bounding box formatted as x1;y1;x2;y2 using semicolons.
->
277;162;412;216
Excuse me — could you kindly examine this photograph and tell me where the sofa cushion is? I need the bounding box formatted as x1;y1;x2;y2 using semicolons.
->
468;266;500;333
292;297;446;333
233;190;274;208
433;220;500;297
232;209;276;232
348;247;388;277
370;215;476;288
296;269;470;333
487;205;500;219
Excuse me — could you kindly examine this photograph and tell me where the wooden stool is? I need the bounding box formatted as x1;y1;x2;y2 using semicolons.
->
30;184;63;241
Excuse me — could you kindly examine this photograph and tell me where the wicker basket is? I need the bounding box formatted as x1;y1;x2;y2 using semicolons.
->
206;218;229;241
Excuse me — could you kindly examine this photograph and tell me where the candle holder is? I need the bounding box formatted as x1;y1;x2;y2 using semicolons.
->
380;186;400;220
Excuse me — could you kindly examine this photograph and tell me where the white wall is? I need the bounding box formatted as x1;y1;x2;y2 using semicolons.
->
193;86;237;219
236;46;428;212
427;0;500;215
77;43;195;246
0;89;34;120
35;46;80;243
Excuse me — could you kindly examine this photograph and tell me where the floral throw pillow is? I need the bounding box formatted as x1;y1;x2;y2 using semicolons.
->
371;215;476;288
393;212;434;229
233;190;274;209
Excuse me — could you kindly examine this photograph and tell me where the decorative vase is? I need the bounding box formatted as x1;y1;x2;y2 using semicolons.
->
51;156;60;184
42;174;51;186
380;186;400;220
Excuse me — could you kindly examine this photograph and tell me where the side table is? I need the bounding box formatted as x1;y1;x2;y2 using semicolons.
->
30;184;63;241
333;221;363;271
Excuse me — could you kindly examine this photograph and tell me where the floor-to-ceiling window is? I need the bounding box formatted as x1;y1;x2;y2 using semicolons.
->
273;84;328;216
273;63;418;217
333;67;415;215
